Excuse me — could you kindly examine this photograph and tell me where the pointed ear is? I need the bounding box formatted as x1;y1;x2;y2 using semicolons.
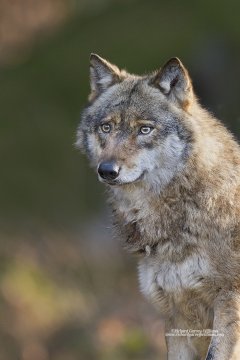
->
89;54;122;100
153;58;193;110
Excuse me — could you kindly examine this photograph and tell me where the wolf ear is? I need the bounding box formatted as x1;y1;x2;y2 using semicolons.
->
89;54;122;100
153;58;193;110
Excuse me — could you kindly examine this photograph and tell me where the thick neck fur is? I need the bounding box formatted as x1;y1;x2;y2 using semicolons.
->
108;102;240;257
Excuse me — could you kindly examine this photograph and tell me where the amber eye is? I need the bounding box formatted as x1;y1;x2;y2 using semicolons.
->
139;126;153;135
100;123;111;133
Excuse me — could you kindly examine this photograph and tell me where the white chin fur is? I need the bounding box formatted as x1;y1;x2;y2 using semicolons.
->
98;172;144;185
117;170;144;184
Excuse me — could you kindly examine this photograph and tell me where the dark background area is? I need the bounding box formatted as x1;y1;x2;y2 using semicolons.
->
1;0;240;359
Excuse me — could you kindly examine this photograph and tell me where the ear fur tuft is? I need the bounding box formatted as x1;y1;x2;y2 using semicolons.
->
89;53;122;100
153;57;193;110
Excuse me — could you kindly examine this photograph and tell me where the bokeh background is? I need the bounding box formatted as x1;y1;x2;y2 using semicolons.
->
1;0;240;359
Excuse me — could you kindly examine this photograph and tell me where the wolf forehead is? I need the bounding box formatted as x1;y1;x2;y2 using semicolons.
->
77;53;194;151
82;78;185;132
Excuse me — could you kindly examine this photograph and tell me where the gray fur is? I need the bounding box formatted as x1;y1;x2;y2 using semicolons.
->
76;55;240;360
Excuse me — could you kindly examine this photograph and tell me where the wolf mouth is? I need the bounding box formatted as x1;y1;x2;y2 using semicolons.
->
99;171;146;186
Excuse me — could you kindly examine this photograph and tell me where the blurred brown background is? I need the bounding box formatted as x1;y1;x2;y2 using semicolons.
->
1;0;240;359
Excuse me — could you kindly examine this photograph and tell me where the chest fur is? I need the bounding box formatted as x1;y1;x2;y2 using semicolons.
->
139;252;208;293
138;252;210;315
111;185;204;254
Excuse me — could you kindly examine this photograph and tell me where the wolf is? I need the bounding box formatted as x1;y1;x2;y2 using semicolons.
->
76;54;240;359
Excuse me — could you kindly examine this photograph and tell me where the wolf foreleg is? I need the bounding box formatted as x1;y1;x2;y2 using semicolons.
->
206;290;240;360
165;318;198;360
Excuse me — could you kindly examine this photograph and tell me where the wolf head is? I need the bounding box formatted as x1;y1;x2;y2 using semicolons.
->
76;54;195;191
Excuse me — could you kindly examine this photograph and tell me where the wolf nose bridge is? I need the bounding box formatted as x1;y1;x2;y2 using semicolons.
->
98;161;120;180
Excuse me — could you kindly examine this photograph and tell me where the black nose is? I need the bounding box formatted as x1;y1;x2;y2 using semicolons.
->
98;161;120;180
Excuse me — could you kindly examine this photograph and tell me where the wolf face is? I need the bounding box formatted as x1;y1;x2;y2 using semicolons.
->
76;55;194;191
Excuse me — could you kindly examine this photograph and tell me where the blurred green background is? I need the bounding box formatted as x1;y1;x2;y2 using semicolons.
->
1;0;240;359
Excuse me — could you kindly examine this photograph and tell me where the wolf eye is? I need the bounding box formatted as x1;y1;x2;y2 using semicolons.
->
100;124;111;133
139;126;153;135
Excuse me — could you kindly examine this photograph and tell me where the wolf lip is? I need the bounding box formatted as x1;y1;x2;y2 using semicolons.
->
99;171;145;186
